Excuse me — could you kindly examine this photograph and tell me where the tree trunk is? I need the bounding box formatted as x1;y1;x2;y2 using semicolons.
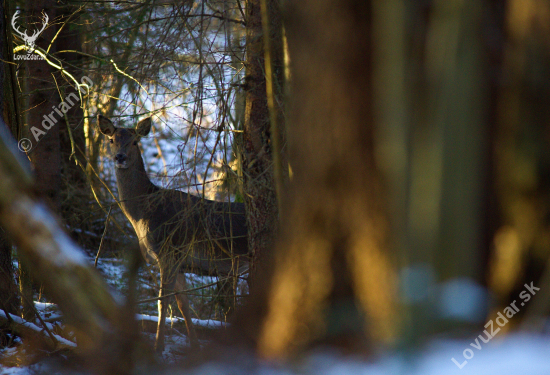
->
0;231;18;316
55;3;95;249
57;3;86;184
0;137;148;373
17;0;59;320
386;0;498;342
25;0;60;208
0;0;20;318
231;0;395;358
242;0;285;278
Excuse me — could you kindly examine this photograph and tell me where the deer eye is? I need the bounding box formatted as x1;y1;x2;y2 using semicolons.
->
109;139;113;143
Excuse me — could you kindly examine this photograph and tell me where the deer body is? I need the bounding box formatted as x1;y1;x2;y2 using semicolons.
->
98;115;248;352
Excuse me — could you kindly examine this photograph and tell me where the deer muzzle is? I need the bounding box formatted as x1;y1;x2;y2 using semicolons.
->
114;153;128;169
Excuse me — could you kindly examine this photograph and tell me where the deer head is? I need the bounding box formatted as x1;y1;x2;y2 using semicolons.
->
11;10;49;52
97;115;152;169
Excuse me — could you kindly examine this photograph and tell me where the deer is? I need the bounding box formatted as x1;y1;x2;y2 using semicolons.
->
96;115;249;353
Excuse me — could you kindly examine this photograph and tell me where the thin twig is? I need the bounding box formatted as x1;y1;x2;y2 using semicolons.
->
95;205;113;268
19;292;59;348
136;272;247;305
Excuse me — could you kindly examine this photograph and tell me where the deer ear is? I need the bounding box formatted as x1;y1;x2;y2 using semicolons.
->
97;115;116;136
136;117;152;137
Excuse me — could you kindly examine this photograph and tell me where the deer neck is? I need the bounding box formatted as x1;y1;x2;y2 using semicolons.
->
114;152;159;222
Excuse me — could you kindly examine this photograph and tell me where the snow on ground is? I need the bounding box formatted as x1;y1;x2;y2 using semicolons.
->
93;257;128;292
181;334;550;375
0;311;75;348
137;314;228;329
4;317;550;374
32;302;57;311
32;302;62;322
7;257;550;374
0;361;57;375
0;255;239;372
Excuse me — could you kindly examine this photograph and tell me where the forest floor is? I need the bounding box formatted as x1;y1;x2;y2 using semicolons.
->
0;254;245;372
2;257;550;374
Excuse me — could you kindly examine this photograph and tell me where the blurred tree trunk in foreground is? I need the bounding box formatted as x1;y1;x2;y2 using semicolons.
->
387;0;499;343
0;123;147;374
230;0;508;358
232;0;396;358
496;0;550;327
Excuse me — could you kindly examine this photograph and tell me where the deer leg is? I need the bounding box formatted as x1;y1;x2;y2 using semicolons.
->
155;267;169;354
175;273;199;349
216;277;237;319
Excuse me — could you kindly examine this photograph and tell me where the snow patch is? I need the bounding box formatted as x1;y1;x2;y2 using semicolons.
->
0;310;76;348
